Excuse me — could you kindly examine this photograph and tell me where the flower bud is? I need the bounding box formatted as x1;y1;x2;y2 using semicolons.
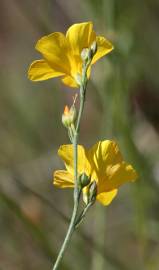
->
91;41;97;56
81;48;89;62
87;48;93;61
62;105;77;128
78;173;91;188
88;181;97;204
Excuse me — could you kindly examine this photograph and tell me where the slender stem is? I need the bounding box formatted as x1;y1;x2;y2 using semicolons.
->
52;61;88;270
52;195;79;270
74;83;86;196
74;63;88;198
76;66;87;134
73;132;78;198
73;68;87;201
52;132;80;270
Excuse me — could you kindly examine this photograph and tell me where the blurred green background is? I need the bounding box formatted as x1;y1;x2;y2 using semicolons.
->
0;0;159;269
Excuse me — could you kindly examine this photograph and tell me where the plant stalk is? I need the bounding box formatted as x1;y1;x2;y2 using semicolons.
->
52;64;88;270
52;193;79;270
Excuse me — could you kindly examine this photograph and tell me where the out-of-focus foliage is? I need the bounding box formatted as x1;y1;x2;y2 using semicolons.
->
0;0;159;270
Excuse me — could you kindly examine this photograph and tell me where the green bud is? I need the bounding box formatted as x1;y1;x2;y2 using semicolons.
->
88;181;97;204
81;42;97;65
81;48;89;62
83;192;89;205
91;41;97;56
87;48;93;61
78;173;91;188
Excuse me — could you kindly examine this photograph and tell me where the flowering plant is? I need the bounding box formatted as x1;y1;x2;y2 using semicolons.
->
28;22;138;270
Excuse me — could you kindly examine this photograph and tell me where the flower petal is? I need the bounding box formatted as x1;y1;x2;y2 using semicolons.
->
58;144;91;176
61;75;78;88
28;59;64;81
96;189;118;206
53;170;74;188
35;32;70;74
103;162;138;192
62;55;91;87
92;36;113;64
97;162;137;194
87;140;123;179
66;22;96;55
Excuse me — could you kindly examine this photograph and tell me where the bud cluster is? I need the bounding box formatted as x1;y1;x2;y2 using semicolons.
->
78;173;97;205
81;41;97;64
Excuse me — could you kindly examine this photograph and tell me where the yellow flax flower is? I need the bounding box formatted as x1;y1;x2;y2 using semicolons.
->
53;140;138;206
28;22;113;88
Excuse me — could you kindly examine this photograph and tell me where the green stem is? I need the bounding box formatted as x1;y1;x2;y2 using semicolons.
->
74;82;86;196
73;132;78;199
76;65;87;133
52;66;88;270
52;194;79;270
52;130;80;270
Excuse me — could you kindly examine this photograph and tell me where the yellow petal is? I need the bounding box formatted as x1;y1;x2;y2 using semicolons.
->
28;59;64;81
87;140;123;179
91;36;113;65
61;59;91;88
61;75;78;88
35;32;70;74
58;144;91;176
103;162;138;192
53;170;74;188
96;189;118;206
66;22;96;55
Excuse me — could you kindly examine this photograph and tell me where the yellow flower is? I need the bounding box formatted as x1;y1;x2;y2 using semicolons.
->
53;140;138;206
28;22;113;88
